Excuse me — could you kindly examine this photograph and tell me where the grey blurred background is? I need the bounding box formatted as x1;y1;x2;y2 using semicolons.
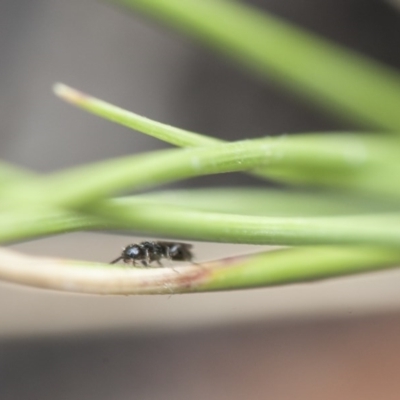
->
1;0;400;398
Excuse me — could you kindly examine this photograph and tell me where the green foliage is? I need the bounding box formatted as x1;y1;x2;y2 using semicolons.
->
114;0;400;131
1;0;400;294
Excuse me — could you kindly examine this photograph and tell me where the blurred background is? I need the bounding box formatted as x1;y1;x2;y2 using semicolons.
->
1;0;400;398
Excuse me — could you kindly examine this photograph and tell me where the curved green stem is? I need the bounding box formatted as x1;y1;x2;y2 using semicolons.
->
3;134;376;210
113;0;400;131
0;245;399;295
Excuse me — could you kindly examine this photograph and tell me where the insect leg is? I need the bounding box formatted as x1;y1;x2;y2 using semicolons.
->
110;256;123;264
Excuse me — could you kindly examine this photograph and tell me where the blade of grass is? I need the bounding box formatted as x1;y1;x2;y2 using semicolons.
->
2;194;400;247
130;188;400;216
54;83;220;148
54;84;400;190
3;134;377;210
90;200;400;247
0;158;394;243
113;0;400;131
198;246;400;292
0;207;108;243
0;245;399;294
2;132;400;219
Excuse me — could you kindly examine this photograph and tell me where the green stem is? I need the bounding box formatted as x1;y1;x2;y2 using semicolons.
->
3;134;374;210
113;0;400;131
54;84;400;195
93;200;400;247
198;246;400;292
0;245;399;294
2;196;400;247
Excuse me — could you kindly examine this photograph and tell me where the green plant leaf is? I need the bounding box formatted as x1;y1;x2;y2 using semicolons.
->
129;188;400;216
90;200;400;247
198;246;400;292
0;245;399;294
54;83;220;148
3;133;378;210
2;190;400;247
54;84;400;196
112;0;400;131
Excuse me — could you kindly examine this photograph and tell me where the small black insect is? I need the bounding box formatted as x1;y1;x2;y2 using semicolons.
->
110;241;194;267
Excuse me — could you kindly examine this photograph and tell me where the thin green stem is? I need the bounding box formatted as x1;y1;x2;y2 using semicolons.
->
2;195;400;247
3;134;376;210
54;83;220;148
0;245;399;294
132;188;400;216
113;0;400;131
54;84;400;192
92;200;400;247
198;246;400;292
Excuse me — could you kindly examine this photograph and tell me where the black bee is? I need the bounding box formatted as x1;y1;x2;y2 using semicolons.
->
110;241;194;267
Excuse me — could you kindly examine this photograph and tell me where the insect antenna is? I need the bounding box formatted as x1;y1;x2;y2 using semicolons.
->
110;256;124;264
